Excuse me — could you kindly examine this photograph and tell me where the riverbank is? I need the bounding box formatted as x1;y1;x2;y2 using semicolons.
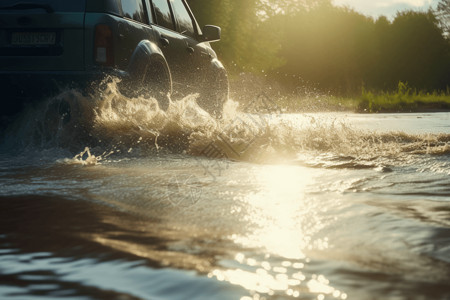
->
290;93;450;113
272;90;450;113
342;87;450;113
241;93;450;114
232;77;450;114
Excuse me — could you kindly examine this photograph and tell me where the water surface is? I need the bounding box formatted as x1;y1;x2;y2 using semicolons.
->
1;85;449;300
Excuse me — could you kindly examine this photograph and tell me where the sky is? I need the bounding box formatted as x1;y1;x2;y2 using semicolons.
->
332;0;441;19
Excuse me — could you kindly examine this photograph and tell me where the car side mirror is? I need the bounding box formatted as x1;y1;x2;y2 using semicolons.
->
201;25;221;43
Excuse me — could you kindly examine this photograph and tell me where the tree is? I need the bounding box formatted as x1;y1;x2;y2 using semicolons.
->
258;0;332;18
188;0;450;93
187;0;282;72
436;0;450;36
271;5;377;94
386;11;450;90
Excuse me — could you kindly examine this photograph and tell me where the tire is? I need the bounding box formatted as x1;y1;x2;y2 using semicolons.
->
141;56;172;111
198;68;228;118
124;49;172;111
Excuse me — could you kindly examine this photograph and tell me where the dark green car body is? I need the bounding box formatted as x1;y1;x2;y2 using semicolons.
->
0;0;228;118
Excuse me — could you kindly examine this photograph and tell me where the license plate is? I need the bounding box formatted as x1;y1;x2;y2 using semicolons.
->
11;32;56;46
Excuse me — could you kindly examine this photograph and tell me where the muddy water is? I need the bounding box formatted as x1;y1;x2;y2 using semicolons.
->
0;83;449;300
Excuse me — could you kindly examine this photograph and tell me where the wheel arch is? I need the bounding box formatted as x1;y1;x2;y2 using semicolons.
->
209;58;229;97
126;40;173;94
196;58;229;117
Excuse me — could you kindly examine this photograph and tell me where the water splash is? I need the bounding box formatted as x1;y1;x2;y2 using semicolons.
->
70;147;99;166
1;79;449;168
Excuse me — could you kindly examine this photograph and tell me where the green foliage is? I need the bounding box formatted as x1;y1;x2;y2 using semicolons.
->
187;0;284;72
436;0;450;36
245;81;450;113
385;11;449;90
188;0;450;97
356;82;450;113
273;5;378;93
271;7;450;94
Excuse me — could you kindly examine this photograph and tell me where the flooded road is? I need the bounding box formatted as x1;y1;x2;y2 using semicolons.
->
0;85;449;300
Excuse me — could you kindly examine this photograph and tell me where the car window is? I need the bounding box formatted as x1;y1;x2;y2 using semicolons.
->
170;0;195;37
151;0;175;31
0;0;85;12
121;0;148;24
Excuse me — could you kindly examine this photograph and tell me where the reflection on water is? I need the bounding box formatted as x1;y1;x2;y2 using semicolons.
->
208;165;351;299
237;165;314;259
0;86;449;299
0;196;250;299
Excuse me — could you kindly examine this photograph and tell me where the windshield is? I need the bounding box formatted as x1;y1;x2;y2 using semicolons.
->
0;0;85;12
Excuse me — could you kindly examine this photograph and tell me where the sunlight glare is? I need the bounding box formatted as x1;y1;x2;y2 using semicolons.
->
234;165;315;259
209;165;344;297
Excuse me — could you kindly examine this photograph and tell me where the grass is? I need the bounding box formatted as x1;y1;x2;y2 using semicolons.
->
270;82;450;113
354;82;450;113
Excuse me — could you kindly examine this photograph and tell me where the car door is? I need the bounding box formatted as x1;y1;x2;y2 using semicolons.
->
168;0;210;93
149;0;191;93
114;0;155;70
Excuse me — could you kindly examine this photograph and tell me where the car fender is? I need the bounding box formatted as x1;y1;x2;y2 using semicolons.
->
210;58;225;73
127;40;172;93
196;57;229;117
209;58;228;95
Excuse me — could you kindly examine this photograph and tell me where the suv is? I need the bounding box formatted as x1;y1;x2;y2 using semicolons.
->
0;0;228;119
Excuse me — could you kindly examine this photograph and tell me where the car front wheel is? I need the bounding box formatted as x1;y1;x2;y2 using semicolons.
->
197;68;228;118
